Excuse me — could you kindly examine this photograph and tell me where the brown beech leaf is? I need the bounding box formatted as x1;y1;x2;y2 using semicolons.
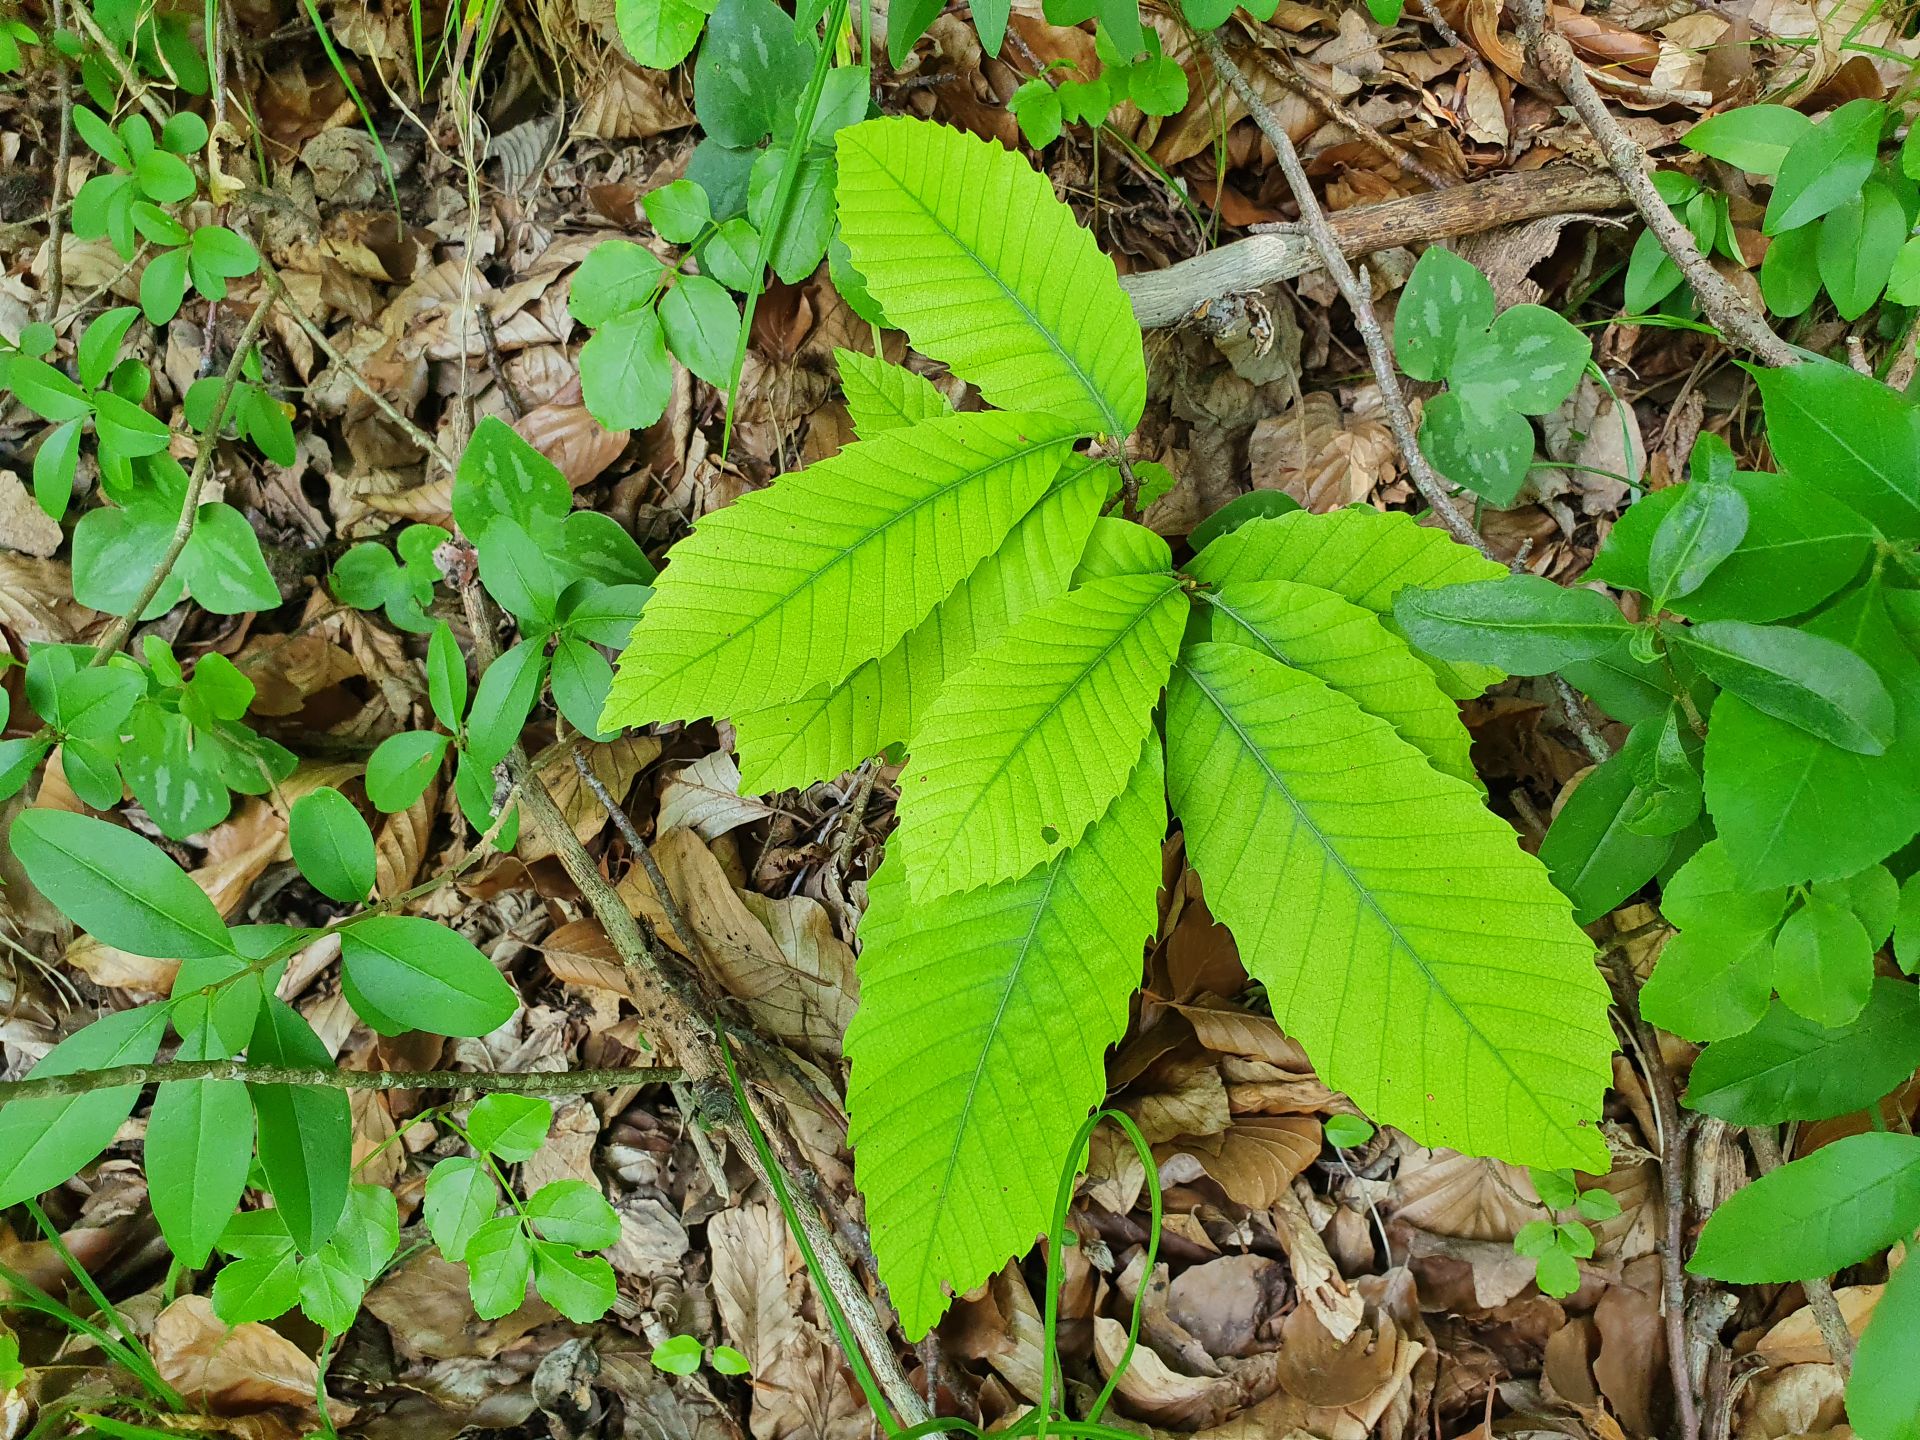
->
1389;1148;1540;1241
1274;1305;1407;1408
518;734;662;863
515;395;630;489
658;751;779;840
152;1296;354;1421
542;917;631;995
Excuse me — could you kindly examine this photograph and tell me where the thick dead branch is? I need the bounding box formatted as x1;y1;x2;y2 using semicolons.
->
1122;167;1627;327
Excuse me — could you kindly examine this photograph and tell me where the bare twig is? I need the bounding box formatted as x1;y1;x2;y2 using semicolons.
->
44;0;73;322
1554;677;1615;765
0;1060;680;1105
570;746;703;963
258;258;460;473
88;294;275;664
1749;1128;1857;1374
1249;45;1457;192
1200;30;1480;549
1580;64;1712;109
1121;166;1627;328
1603;945;1702;1440
1512;0;1796;366
832;759;882;875
67;0;169;127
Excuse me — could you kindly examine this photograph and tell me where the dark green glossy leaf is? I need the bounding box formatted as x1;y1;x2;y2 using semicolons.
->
1395;574;1632;675
248;996;351;1253
10;809;234;958
1670;618;1893;756
1686;980;1920;1124
1690;1131;1920;1281
339;916;518;1037
0;1005;167;1207
288;787;377;904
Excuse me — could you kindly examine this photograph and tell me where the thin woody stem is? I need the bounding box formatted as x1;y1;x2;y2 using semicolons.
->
45;0;73;321
570;746;703;962
1602;944;1702;1440
1200;30;1478;550
258;257;460;474
0;1061;682;1105
1749;1128;1857;1374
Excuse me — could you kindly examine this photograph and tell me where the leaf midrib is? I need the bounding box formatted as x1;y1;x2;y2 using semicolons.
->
1773;386;1920;531
914;577;1177;890
43;830;231;956
1178;655;1573;1136
633;426;1070;696
919;859;1065;1300
859;147;1125;438
1695;1011;1903;1110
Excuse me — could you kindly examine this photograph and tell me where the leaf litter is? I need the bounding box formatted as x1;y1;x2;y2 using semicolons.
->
1;0;1916;1434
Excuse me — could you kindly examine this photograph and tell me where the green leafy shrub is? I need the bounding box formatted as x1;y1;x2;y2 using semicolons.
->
0;806;622;1329
599;114;1616;1336
1693;1133;1920;1438
1396;344;1920;1440
0;76;292;843
1658;99;1920;321
343;421;655;840
1514;1165;1620;1297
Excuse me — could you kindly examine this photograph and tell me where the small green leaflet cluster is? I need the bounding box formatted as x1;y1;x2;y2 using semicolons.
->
1512;1166;1621;1298
343;420;654;837
649;1333;752;1376
599;115;1615;1339
0;807;620;1327
68;107;260;326
213;1184;399;1334
82;0;210;102
1692;1133;1920;1440
1678;99;1920;321
1007;26;1189;151
0;311;280;617
0;17;38;72
421;1095;622;1324
0;640;295;839
332;522;449;633
596;0;874;428
1394;246;1591;507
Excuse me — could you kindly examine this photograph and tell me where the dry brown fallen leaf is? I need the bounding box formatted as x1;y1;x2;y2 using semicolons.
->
151;1295;355;1423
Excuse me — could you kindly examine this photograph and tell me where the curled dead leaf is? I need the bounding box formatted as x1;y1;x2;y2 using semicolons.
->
516;395;630;490
1157;1117;1323;1208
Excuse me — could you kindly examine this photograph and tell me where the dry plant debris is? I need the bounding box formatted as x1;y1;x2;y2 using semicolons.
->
0;0;1918;1438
